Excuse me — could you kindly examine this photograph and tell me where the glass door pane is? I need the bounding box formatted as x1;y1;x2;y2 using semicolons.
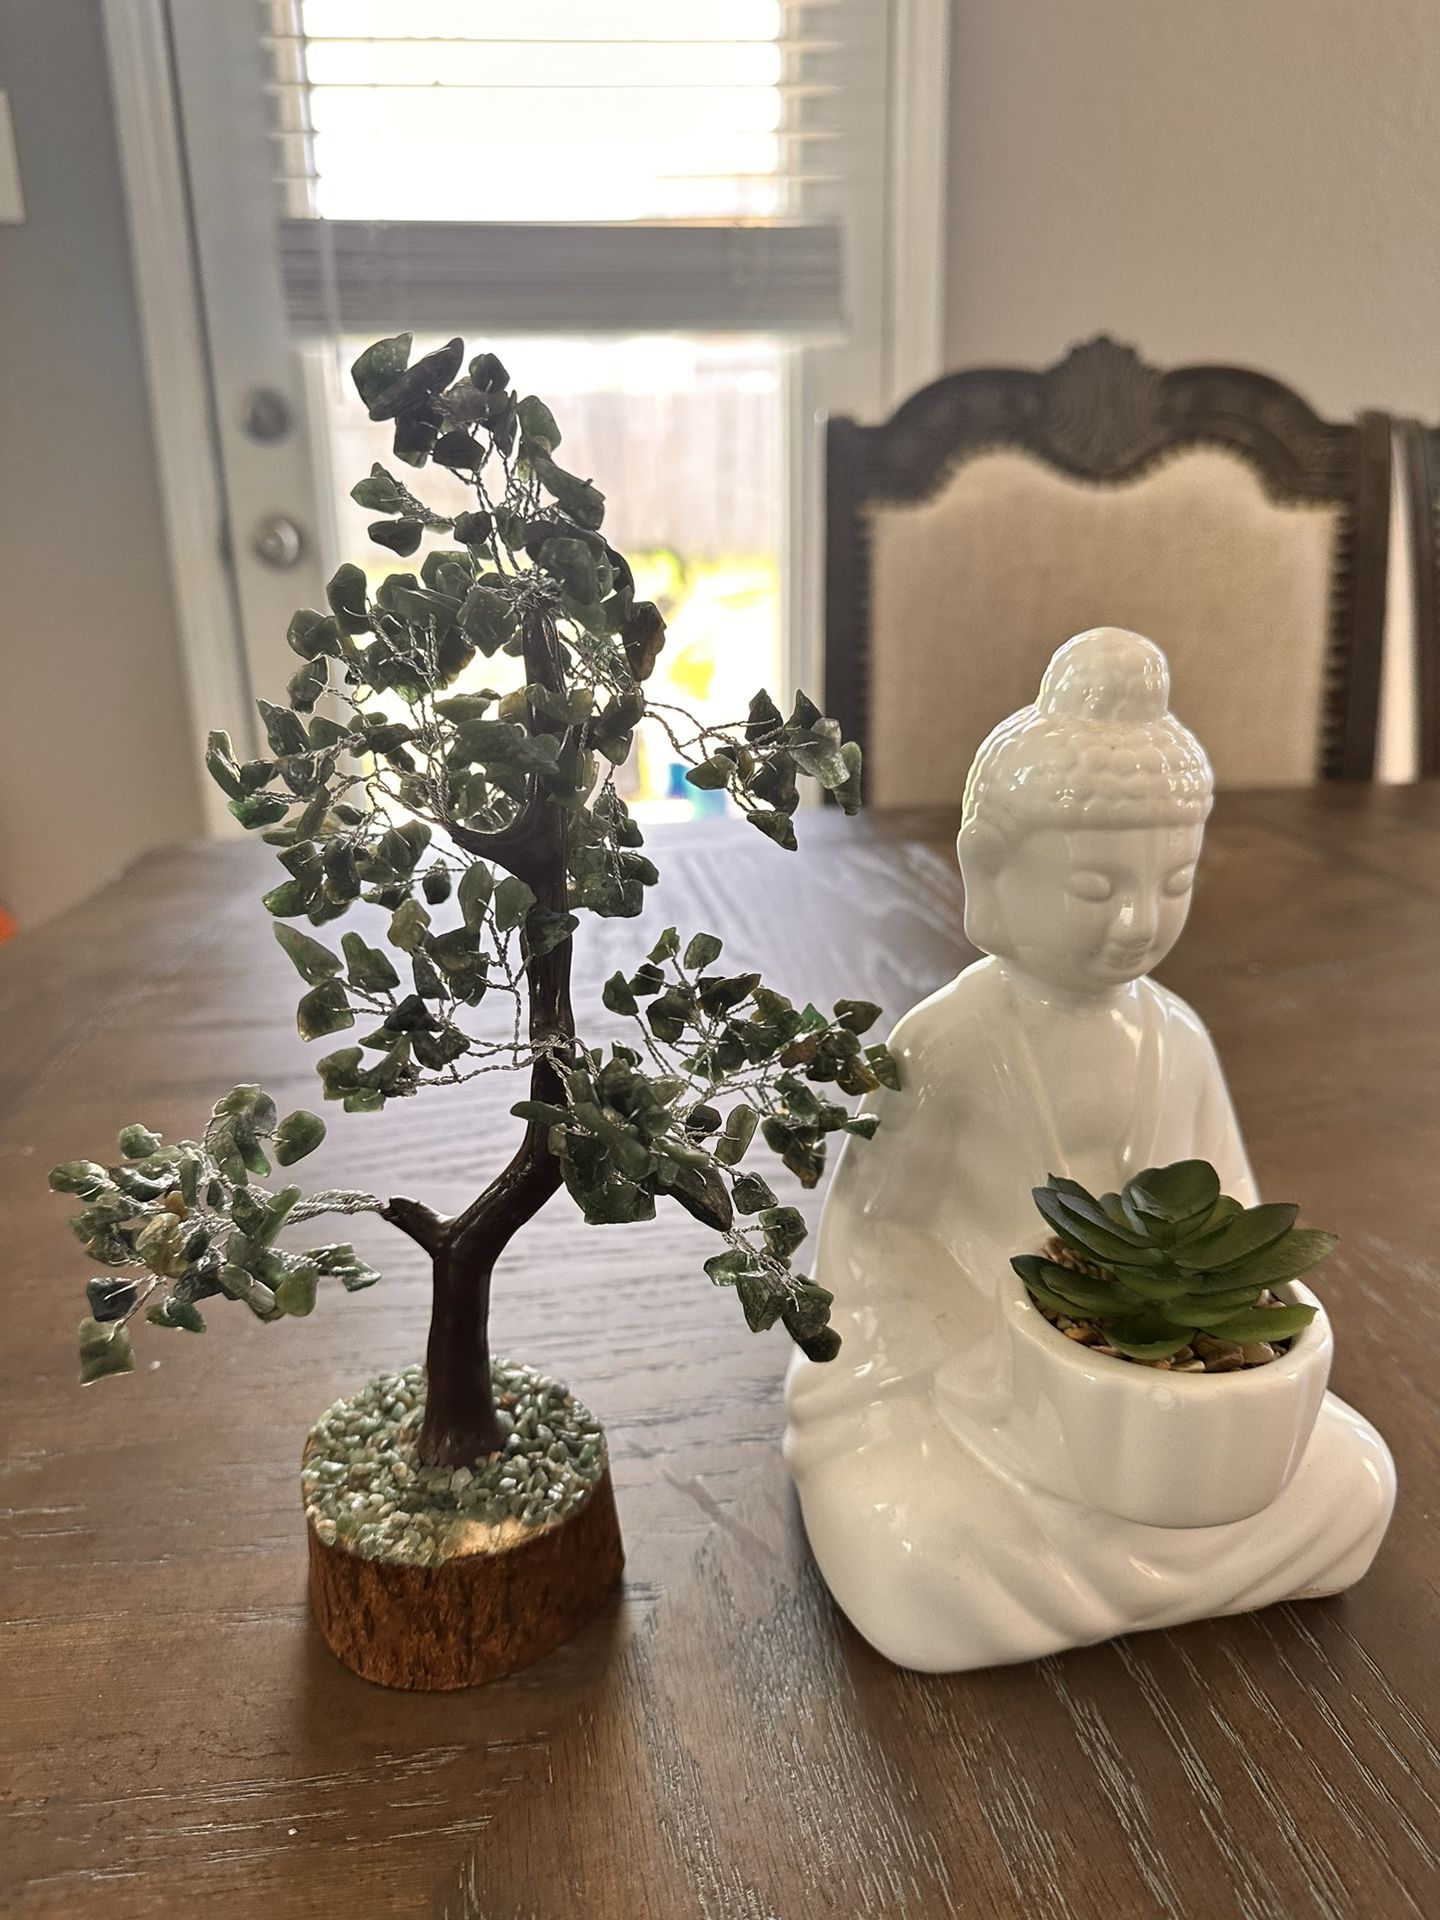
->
309;331;784;816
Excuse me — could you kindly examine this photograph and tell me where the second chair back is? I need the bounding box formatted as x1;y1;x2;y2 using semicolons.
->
826;337;1393;807
1398;419;1440;778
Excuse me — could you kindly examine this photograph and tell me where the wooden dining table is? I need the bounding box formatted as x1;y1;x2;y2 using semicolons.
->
4;787;1439;1919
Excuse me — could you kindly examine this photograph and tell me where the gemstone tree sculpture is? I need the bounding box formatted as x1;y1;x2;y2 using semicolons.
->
51;335;896;1688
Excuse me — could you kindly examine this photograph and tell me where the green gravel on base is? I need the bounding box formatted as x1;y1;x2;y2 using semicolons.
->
302;1359;608;1567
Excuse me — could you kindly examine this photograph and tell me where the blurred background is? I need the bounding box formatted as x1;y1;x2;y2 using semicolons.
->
1;0;1437;929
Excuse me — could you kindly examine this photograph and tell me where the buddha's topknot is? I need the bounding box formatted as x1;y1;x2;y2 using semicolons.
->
1037;627;1170;724
960;628;1213;844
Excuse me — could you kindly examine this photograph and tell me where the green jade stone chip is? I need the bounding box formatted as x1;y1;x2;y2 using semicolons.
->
301;1360;608;1566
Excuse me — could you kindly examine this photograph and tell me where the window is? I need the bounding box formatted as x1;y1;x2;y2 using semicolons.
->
318;331;782;813
260;0;865;809
150;2;920;785
274;0;806;224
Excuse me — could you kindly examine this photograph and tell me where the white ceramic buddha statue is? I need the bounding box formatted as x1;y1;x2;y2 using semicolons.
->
785;628;1395;1673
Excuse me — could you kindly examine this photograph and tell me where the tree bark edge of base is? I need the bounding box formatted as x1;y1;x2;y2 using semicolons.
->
306;1464;624;1690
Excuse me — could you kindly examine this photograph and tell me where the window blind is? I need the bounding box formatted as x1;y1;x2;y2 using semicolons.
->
263;0;850;337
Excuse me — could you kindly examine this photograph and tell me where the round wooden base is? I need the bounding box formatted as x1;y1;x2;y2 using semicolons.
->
306;1466;625;1690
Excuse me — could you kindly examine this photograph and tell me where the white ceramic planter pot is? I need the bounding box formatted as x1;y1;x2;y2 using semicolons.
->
1005;1281;1332;1529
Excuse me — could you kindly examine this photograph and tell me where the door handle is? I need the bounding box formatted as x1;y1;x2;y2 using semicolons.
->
252;513;306;569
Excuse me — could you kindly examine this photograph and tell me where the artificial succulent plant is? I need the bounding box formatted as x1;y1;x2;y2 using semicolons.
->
1012;1160;1336;1362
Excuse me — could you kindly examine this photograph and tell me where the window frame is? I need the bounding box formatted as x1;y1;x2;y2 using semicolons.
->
104;0;952;796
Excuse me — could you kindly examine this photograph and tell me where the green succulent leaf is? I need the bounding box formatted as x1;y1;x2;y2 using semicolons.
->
1158;1285;1265;1327
1200;1227;1339;1290
1011;1254;1131;1317
1103;1322;1194;1361
1174;1203;1301;1272
1125;1160;1222;1224
1022;1162;1337;1361
1202;1301;1319;1345
1044;1177;1152;1247
1033;1189;1165;1267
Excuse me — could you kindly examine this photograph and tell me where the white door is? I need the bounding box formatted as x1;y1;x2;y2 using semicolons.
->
124;0;947;807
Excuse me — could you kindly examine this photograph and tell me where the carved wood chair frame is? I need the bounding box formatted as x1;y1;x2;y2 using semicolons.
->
824;337;1394;784
1397;419;1440;779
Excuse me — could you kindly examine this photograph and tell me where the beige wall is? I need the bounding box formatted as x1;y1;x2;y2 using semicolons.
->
944;0;1440;419
0;1;203;932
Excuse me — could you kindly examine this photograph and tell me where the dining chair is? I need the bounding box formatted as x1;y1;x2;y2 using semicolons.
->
824;337;1394;806
1396;419;1440;779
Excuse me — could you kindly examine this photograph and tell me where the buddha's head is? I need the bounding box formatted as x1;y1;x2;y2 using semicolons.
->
957;628;1213;993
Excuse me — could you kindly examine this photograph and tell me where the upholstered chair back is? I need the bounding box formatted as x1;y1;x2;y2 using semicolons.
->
825;339;1393;807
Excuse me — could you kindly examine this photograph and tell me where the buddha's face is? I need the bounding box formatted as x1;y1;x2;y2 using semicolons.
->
965;823;1205;992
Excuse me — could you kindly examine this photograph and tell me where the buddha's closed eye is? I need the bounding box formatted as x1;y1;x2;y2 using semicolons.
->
1068;871;1114;902
1163;867;1196;897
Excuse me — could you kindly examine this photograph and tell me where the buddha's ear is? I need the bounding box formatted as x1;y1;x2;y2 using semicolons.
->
957;820;1007;955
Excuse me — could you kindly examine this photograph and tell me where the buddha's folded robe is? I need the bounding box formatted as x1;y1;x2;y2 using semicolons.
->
787;957;1255;1477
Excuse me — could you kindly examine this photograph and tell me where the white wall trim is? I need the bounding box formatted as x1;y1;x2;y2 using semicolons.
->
885;0;953;409
102;0;253;831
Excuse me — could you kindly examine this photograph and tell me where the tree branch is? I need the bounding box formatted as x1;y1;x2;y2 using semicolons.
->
434;611;576;878
381;1195;449;1257
446;804;545;869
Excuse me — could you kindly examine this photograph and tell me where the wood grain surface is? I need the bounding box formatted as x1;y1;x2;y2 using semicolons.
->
304;1466;624;1693
3;792;1439;1918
